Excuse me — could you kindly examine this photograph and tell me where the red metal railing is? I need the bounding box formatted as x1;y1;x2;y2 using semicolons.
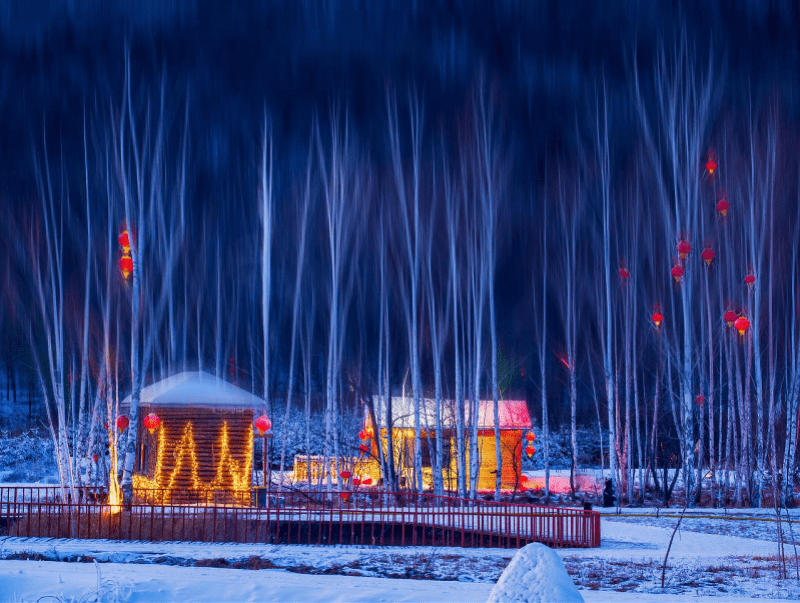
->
0;486;600;549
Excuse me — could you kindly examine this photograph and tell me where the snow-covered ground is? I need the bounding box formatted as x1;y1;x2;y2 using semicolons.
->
1;508;799;602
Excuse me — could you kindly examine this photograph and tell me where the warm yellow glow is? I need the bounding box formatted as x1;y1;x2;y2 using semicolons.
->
210;422;252;492
164;421;203;492
132;418;253;504
107;427;122;513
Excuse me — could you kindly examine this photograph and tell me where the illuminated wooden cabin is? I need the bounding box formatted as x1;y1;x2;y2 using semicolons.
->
369;397;533;492
123;372;262;504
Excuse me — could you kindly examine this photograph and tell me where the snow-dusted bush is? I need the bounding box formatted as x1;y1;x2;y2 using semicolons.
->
0;429;56;482
265;405;362;466
522;426;607;471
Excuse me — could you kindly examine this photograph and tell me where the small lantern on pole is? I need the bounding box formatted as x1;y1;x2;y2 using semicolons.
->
143;412;161;435
254;414;272;488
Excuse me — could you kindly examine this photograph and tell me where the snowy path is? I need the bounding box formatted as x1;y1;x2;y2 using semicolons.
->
1;514;798;602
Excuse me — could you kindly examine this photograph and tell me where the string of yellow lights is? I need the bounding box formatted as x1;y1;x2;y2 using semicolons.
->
132;419;253;502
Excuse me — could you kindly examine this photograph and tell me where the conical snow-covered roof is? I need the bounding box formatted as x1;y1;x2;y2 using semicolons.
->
121;371;263;409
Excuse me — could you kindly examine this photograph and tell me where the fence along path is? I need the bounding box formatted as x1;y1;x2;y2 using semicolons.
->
0;486;600;549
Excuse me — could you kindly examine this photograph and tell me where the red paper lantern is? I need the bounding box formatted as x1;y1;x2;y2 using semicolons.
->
364;426;375;440
362;477;372;486
701;248;715;266
358;429;367;441
254;415;272;435
143;412;161;435
92;453;98;463
340;470;352;480
525;445;536;458
619;267;630;280
652;312;664;328
706;157;718;175
716;199;730;217
340;492;351;502
695;395;705;406
671;264;684;283
115;415;130;431
119;254;133;280
358;444;369;456
118;230;131;254
353;478;361;486
723;310;738;327
734;316;750;336
744;274;756;288
525;431;536;442
677;240;692;259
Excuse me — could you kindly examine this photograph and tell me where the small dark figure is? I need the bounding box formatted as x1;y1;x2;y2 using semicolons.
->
602;478;616;507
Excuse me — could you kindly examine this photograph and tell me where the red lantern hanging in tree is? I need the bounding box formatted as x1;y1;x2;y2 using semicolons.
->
118;230;131;254
119;254;133;280
652;312;664;328
358;429;368;441
339;470;352;480
143;412;161;435
734;316;750;336
723;310;738;327
744;273;756;288
671;264;685;283
705;154;718;175
677;240;692;259
358;443;369;456
353;477;361;486
701;248;715;266
716;198;730;217
525;445;536;458
525;431;536;442
695;395;705;407
254;415;272;435
92;453;98;463
340;492;351;502
619;267;630;280
116;415;129;431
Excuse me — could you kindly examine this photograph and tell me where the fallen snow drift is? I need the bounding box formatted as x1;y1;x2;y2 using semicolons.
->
487;542;584;603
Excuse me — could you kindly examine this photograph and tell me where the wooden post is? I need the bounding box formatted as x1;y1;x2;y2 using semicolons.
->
264;433;273;488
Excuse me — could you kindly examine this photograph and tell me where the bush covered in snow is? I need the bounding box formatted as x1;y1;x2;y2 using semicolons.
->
261;405;363;467
522;426;607;471
0;429;56;482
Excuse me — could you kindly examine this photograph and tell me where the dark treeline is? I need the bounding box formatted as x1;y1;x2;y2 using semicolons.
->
2;1;800;506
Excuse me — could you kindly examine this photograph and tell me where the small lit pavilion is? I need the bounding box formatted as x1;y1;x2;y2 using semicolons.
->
122;371;262;504
367;397;533;491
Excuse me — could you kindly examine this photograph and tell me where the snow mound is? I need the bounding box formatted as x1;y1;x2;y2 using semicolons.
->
487;543;583;603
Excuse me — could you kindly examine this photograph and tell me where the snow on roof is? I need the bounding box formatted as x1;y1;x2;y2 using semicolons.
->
373;396;531;430
121;371;264;409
